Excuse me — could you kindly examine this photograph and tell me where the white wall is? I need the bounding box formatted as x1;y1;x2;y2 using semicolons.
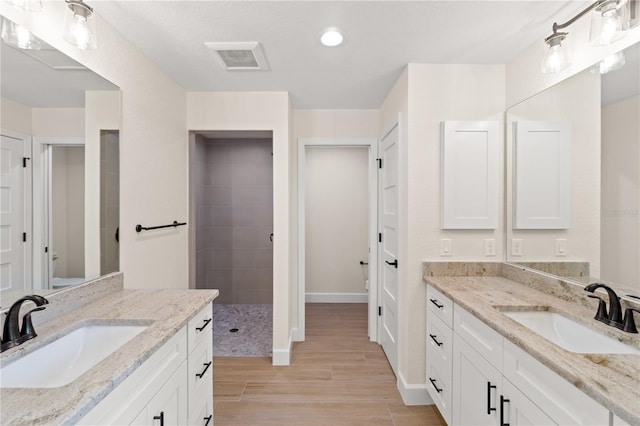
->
506;70;601;275
601;95;640;288
305;146;369;296
32;108;84;137
187;91;291;362
1;97;31;134
1;1;188;290
405;64;505;388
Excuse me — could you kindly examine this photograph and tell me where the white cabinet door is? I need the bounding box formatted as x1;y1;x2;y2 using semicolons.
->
452;333;502;426
134;362;188;426
502;379;556;426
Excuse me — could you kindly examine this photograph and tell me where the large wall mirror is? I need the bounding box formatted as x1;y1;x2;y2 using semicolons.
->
506;42;640;298
0;17;121;308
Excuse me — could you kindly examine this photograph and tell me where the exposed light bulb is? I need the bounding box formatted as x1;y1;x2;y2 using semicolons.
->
592;51;626;74
63;0;97;49
1;18;41;49
7;0;42;12
541;33;570;74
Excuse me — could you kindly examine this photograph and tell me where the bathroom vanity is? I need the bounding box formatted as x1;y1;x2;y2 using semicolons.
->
424;262;640;426
0;273;218;425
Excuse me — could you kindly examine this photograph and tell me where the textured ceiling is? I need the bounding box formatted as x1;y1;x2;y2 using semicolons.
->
94;1;585;109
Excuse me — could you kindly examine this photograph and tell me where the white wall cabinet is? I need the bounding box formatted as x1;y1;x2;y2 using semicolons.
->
441;121;500;230
80;303;214;426
426;285;616;426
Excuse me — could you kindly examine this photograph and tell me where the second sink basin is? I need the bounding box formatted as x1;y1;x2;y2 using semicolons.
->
0;323;148;388
503;310;640;355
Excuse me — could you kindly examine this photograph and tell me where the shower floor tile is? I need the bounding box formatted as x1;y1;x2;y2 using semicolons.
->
213;304;272;357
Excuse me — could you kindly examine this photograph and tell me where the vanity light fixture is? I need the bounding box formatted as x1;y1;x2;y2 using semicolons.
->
1;18;41;49
320;28;344;47
541;0;630;73
5;0;42;12
63;0;97;50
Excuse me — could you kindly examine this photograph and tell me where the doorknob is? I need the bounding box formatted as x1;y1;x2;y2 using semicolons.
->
269;233;273;242
385;259;398;268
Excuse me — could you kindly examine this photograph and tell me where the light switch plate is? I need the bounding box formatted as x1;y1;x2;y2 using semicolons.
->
512;239;523;256
485;239;496;256
556;238;568;256
440;239;452;256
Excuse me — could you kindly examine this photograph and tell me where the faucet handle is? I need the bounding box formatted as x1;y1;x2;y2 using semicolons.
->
622;308;640;333
587;295;609;321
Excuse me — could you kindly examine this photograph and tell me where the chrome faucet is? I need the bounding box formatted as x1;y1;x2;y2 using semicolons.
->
1;295;49;353
584;283;622;327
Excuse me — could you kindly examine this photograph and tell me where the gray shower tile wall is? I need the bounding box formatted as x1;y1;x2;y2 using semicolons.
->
100;131;120;276
195;137;273;304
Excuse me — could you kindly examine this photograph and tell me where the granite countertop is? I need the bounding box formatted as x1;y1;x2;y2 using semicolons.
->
0;288;218;425
423;273;640;425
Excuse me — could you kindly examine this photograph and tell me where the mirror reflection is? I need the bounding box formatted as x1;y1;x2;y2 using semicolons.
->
0;17;120;307
506;42;640;297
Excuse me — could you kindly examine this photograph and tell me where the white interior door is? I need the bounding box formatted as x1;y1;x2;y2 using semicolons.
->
0;133;26;296
378;123;399;375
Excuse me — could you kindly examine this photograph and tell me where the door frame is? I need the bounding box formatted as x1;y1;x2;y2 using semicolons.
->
296;137;379;342
32;137;85;289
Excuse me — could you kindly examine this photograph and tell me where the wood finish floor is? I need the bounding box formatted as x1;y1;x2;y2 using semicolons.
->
213;303;446;425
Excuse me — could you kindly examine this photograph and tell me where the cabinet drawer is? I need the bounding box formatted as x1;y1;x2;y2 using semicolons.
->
188;303;213;354
427;285;453;328
453;304;503;370
426;310;453;371
426;358;452;425
503;339;609;425
188;335;213;416
189;394;214;426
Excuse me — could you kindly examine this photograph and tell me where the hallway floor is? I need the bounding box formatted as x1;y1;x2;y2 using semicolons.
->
213;303;446;425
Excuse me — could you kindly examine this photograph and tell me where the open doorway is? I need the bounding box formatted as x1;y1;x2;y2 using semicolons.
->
297;138;378;344
189;130;274;358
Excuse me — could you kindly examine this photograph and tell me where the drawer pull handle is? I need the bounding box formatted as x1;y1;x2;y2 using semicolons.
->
204;414;213;426
196;318;212;331
428;378;443;393
500;395;510;426
153;411;164;426
430;299;444;309
196;361;212;378
487;382;497;414
429;334;443;346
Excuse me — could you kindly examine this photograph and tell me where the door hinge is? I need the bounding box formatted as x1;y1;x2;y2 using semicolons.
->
23;232;27;242
378;306;382;316
23;157;31;168
378;233;382;243
377;158;383;169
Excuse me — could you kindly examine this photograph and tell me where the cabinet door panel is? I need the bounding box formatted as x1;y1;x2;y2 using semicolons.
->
502;378;556;426
137;362;188;426
452;333;502;426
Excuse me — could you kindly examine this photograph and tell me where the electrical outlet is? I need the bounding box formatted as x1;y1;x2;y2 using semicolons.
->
556;239;568;256
440;239;452;256
485;239;496;256
512;239;523;256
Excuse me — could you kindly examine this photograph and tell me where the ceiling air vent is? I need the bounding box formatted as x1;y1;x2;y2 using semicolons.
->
205;41;269;71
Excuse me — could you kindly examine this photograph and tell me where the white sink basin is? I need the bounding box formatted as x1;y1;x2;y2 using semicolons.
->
0;324;147;388
503;310;640;355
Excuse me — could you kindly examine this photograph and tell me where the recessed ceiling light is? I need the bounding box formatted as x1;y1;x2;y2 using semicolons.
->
320;28;344;47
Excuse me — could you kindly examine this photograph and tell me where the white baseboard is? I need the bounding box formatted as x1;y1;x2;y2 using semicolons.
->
305;292;368;303
291;327;302;342
398;371;432;405
272;329;294;366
